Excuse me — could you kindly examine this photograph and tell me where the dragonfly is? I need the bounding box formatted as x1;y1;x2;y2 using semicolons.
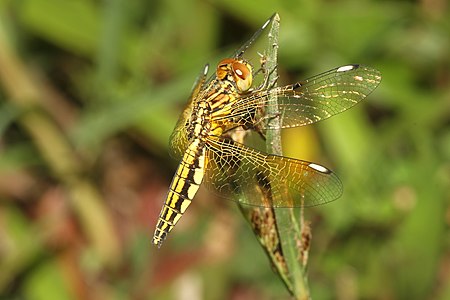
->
152;14;381;247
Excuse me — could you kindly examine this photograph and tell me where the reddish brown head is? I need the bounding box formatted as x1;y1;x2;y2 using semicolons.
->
216;58;253;92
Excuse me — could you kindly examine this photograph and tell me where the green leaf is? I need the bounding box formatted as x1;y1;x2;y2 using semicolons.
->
24;260;74;300
19;0;100;56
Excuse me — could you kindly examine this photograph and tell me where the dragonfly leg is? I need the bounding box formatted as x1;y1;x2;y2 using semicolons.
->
252;52;275;90
253;52;268;77
255;65;278;91
254;112;282;134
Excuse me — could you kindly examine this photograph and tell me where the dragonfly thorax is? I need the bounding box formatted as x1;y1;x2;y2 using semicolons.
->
216;58;253;92
186;101;212;141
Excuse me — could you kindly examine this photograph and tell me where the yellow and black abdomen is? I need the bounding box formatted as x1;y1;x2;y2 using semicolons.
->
152;139;206;247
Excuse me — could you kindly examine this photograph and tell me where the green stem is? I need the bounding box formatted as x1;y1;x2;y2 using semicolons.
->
264;13;311;299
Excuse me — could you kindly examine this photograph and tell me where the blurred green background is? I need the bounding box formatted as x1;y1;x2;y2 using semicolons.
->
0;0;449;299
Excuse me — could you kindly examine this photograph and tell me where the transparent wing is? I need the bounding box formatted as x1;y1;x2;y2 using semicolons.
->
169;64;209;159
215;64;381;129
232;13;276;59
202;14;276;87
204;136;343;207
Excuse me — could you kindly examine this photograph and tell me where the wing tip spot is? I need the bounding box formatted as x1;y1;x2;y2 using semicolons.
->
203;64;209;75
337;64;359;72
262;16;272;29
308;163;331;174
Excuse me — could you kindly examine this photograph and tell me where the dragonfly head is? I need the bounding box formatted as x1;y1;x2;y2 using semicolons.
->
216;58;253;92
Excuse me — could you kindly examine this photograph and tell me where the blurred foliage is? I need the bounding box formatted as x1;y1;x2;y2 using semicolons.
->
0;0;449;299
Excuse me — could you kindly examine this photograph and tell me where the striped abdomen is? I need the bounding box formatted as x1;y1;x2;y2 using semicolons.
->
152;139;206;247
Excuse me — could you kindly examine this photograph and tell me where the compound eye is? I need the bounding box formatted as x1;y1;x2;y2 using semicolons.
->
232;61;252;92
216;58;234;80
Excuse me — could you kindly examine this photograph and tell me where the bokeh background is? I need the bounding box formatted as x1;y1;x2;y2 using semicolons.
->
0;0;449;299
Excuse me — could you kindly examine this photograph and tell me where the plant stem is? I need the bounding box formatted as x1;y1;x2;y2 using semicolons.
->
264;13;311;299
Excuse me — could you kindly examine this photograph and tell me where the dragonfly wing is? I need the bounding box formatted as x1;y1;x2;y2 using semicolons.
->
232;14;276;59
204;136;342;207
221;64;381;129
169;64;209;159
